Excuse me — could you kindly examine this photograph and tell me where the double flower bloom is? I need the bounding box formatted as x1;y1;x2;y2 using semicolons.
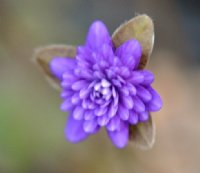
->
35;15;162;148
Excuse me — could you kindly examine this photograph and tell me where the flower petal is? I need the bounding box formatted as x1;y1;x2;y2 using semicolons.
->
72;80;89;91
120;67;130;78
106;116;120;131
139;111;149;122
118;105;129;120
86;21;111;51
108;103;118;118
94;107;108;116
62;72;77;82
127;83;137;95
60;98;73;111
141;70;154;85
101;44;114;63
71;92;81;105
84;110;95;120
121;95;134;109
116;39;142;69
60;90;73;99
72;106;85;120
97;116;109;126
129;110;139;125
133;96;145;112
77;46;91;59
79;87;90;99
129;71;144;84
83;119;98;133
65;114;88;143
107;123;128;148
146;87;163;111
50;57;76;80
61;73;77;88
136;85;152;102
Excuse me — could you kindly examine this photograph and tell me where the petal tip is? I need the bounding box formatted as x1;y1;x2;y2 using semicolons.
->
108;125;129;148
64;115;88;143
86;20;111;50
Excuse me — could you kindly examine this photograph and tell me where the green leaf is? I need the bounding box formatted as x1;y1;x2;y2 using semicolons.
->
129;115;155;150
112;14;154;69
33;45;76;90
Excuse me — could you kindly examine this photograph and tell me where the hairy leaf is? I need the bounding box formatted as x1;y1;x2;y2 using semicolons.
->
112;14;154;69
33;45;76;90
129;115;155;150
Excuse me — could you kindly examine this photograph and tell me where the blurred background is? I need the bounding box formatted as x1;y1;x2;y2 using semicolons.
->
0;0;200;172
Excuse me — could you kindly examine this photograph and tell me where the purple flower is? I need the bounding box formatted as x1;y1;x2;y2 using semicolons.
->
49;21;162;148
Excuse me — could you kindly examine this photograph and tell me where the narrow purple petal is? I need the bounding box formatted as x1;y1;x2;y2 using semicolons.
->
50;57;76;80
139;111;149;122
71;92;81;105
72;106;85;120
146;87;163;111
78;49;93;62
106;116;120;131
101;44;114;63
65;114;88;143
136;85;152;102
84;110;95;120
95;98;105;105
118;105;129;120
72;80;89;91
116;39;142;69
62;72;77;82
78;69;93;79
99;59;109;68
61;81;73;88
129;110;139;125
86;21;111;51
120;86;129;96
141;70;154;85
121;95;134;109
120;67;130;78
60;90;73;99
129;71;144;84
83;119;98;133
77;61;90;71
94;107;107;116
61;72;77;88
82;99;95;110
112;87;119;103
127;83;137;95
77;46;92;61
60;98;73;111
133;96;145;112
79;87;90;99
106;69;115;78
97;116;109;126
93;70;105;79
108;103;118;118
112;79;122;87
107;123;128;148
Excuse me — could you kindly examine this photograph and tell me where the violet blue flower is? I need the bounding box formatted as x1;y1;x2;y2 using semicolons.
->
49;21;162;148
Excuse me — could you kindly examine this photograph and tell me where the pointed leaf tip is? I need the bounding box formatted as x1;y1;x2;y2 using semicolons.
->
112;14;154;69
129;115;155;150
33;45;76;90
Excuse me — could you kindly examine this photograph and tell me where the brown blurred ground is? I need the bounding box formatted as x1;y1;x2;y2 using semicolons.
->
0;0;200;173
